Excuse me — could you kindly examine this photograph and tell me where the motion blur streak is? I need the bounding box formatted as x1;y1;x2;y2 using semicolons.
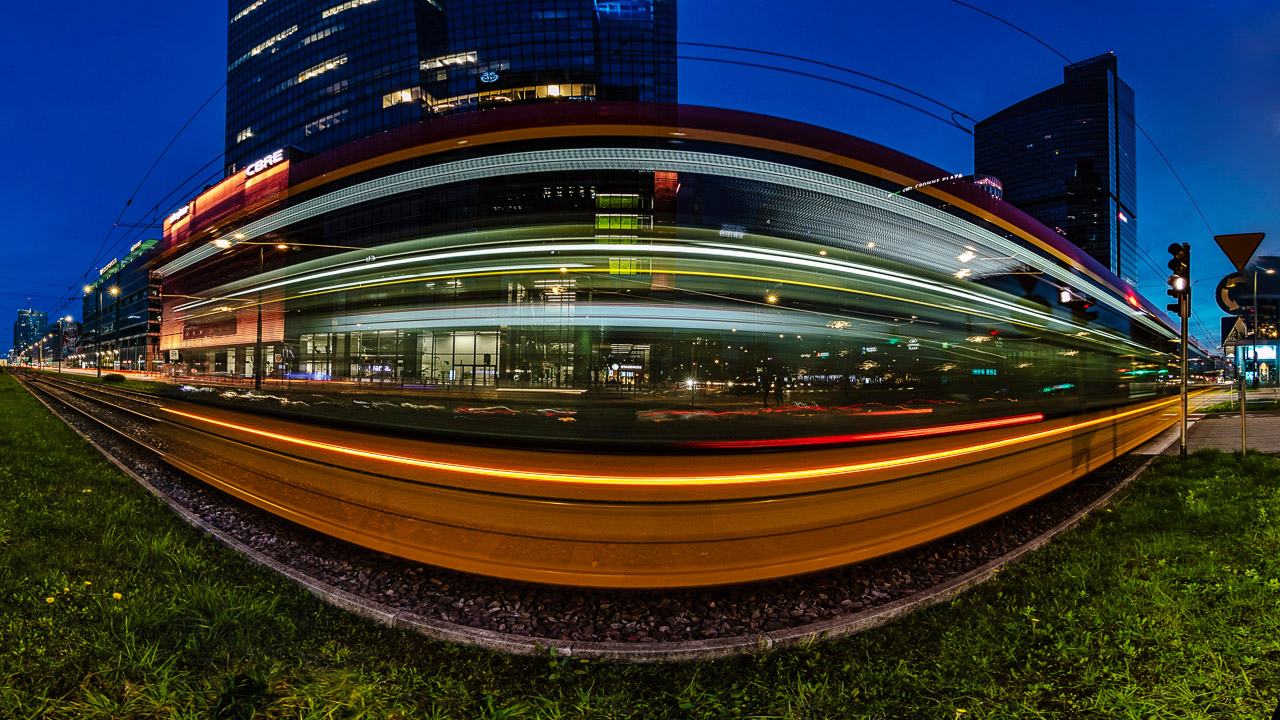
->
687;412;1045;448
160;402;1172;487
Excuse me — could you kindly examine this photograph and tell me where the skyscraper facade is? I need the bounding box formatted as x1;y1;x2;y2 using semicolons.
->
224;0;676;175
974;53;1138;284
13;308;47;359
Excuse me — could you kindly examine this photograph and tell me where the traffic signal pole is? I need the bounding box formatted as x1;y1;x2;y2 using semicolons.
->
1166;242;1191;458
1180;294;1189;457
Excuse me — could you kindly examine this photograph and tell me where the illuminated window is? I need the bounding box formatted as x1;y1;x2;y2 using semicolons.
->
229;25;298;70
595;214;650;231
596;193;642;209
300;24;342;46
421;52;477;70
298;55;347;82
609;258;651;275
594;0;653;19
428;83;595;112
321;0;377;19
236;127;254;143
231;0;268;23
305;109;348;135
382;87;427;108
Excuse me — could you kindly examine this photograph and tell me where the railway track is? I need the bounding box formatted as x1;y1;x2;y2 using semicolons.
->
11;368;1183;589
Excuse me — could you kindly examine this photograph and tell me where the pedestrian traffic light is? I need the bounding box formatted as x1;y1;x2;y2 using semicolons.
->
1166;242;1190;315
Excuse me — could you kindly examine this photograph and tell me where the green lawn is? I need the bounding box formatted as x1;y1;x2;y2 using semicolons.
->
2;369;1279;719
1202;400;1280;414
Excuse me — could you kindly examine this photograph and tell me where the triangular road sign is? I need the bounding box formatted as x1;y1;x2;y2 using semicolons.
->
1215;232;1266;271
1225;316;1249;344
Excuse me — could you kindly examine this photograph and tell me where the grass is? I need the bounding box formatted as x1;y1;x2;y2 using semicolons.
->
3;368;1280;718
1202;399;1280;414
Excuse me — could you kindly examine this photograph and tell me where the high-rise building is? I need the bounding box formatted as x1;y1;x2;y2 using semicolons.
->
83;239;163;372
13;308;47;359
974;53;1137;284
224;0;676;175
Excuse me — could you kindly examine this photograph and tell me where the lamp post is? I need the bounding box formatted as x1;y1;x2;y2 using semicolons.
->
110;286;121;371
1252;267;1276;391
255;245;263;391
211;238;368;391
83;285;104;378
56;315;71;373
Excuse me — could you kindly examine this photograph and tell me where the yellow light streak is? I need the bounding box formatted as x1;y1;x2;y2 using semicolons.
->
161;398;1178;487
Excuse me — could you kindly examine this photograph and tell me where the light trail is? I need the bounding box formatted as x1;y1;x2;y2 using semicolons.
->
686;413;1045;449
160;399;1175;487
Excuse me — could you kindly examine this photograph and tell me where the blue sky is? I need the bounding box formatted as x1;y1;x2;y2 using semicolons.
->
2;0;1278;354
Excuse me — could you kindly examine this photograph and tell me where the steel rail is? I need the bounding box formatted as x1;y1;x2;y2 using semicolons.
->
15;370;1182;588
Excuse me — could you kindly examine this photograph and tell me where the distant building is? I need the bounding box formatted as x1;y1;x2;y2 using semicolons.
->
224;0;676;175
33;318;78;367
83;240;162;372
13;308;46;360
974;53;1138;284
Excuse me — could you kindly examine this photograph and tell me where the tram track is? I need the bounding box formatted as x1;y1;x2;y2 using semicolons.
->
12;368;1180;585
11;367;1176;660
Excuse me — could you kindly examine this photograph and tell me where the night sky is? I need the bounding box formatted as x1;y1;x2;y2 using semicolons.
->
2;0;1277;355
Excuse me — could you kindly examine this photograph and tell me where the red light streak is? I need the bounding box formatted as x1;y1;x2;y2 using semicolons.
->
687;413;1044;449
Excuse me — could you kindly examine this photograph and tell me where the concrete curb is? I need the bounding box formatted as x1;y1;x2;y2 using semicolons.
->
23;373;1160;663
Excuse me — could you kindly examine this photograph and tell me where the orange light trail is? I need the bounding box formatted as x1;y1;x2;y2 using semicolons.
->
160;399;1175;487
687;413;1044;449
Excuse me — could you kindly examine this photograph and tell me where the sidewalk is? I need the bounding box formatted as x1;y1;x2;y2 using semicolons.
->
1133;388;1280;454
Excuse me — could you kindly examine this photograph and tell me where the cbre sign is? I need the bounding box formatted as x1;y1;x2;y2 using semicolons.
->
244;148;286;177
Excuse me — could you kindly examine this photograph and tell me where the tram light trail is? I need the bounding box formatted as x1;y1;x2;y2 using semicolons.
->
160;400;1176;488
687;413;1045;449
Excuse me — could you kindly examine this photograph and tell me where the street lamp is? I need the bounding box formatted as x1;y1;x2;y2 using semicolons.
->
110;286;121;371
56;315;72;373
83;285;103;379
210;239;367;390
1251;267;1275;389
211;238;367;251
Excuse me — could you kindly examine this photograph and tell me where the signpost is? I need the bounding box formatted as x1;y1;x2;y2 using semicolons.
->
1214;232;1266;454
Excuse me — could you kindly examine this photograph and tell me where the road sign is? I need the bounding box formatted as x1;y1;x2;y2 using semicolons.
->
1214;232;1266;271
169;349;178;361
1224;317;1248;345
1217;272;1247;313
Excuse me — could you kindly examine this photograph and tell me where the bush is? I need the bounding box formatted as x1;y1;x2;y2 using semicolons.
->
102;373;127;383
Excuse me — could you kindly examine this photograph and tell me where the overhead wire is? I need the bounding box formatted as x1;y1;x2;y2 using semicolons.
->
45;81;227;328
680;36;1217;349
944;0;1215;238
42;150;227;322
676;56;969;132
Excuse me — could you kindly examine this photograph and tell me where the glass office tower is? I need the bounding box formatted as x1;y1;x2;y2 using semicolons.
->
13;309;47;359
225;0;676;175
422;0;677;112
974;53;1138;285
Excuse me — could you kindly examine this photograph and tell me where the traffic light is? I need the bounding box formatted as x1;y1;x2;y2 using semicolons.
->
1166;242;1190;315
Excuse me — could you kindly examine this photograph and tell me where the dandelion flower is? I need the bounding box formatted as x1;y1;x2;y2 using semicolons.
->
84;581;91;586
46;597;54;603
63;587;69;592
112;592;122;600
